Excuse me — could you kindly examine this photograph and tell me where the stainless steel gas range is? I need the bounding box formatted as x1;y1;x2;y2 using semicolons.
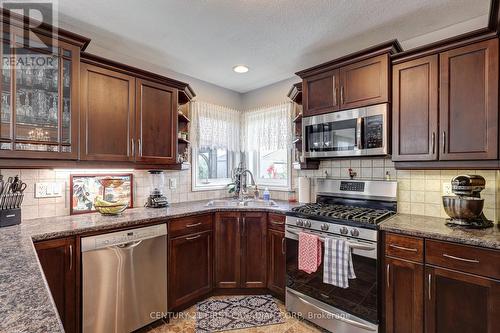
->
285;178;397;333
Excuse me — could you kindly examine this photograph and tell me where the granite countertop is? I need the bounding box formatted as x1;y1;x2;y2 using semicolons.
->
380;214;500;250
0;200;300;333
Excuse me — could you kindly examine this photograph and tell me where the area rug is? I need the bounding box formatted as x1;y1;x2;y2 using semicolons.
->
195;295;285;332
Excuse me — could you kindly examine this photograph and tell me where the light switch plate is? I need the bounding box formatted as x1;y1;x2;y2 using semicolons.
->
169;178;177;189
35;182;64;198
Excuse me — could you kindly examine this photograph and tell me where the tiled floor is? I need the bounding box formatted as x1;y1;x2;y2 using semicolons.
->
141;296;325;333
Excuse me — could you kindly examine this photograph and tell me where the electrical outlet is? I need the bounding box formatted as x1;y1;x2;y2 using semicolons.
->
35;182;64;198
442;183;453;195
169;178;177;189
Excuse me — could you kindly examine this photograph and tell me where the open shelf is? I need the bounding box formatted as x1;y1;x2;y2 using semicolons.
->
178;113;190;123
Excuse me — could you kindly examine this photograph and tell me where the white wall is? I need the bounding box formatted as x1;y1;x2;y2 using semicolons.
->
241;77;298;110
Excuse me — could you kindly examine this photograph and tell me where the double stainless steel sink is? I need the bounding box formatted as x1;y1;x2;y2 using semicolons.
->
206;199;278;207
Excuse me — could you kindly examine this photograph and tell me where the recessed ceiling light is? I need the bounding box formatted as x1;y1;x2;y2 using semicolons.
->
233;65;249;73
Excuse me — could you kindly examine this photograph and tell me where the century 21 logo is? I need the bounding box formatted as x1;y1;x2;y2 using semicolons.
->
1;1;56;53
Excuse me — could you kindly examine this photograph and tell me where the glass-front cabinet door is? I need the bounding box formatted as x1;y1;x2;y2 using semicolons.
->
0;28;79;159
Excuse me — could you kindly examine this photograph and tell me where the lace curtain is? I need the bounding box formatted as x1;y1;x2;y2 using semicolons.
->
241;102;292;152
190;101;241;152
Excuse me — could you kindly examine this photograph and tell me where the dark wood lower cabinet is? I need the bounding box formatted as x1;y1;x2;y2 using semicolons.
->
426;266;500;333
384;257;424;333
35;238;77;333
168;230;213;311
267;228;286;299
241;212;267;288
215;211;267;289
215;211;241;288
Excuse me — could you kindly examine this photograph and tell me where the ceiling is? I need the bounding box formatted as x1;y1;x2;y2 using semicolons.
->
53;0;490;93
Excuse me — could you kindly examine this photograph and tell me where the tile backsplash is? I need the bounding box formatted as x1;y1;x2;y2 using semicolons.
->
295;158;499;222
0;168;229;220
2;158;499;222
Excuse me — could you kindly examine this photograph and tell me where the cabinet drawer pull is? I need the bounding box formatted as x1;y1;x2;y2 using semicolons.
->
270;220;284;225
389;244;418;252
185;222;202;228
442;253;479;263
185;235;201;241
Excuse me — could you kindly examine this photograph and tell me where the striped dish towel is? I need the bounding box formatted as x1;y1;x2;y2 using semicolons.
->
323;237;356;288
298;232;322;274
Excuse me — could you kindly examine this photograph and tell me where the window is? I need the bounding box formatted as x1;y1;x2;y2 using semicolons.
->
190;101;240;191
194;147;237;188
247;148;291;189
243;102;293;190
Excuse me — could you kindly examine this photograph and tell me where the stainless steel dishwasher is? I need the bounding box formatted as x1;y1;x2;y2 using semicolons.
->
81;224;167;333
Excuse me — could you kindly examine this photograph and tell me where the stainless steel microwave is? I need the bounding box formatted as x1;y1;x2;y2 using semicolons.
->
302;103;388;158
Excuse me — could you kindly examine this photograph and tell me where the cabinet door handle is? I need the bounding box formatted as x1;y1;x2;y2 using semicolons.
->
185;222;202;228
242;217;246;237
386;264;390;288
442;253;479;263
186;235;201;241
389;244;418;252
431;132;435;154
138;139;143;156
333;83;337;106
69;244;73;272
340;86;344;105
131;138;135;157
442;131;446;154
428;273;432;300
281;237;286;255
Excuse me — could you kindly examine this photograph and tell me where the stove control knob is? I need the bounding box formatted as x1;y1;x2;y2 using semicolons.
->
340;226;349;235
296;219;304;227
321;223;329;231
350;228;360;237
304;220;311;228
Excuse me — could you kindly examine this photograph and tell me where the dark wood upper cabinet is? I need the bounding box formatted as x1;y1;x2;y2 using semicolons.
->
240;212;267;288
35;238;77;333
135;78;178;164
168;230;213;311
303;69;340;116
426;266;500;333
80;63;135;161
215;211;241;288
339;54;389;109
439;38;499;160
392;55;439;161
384;257;424;333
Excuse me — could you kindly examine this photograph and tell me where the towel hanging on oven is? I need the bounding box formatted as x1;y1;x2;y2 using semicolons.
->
323;237;356;288
298;232;322;274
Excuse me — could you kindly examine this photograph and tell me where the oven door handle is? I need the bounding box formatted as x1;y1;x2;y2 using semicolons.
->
287;288;377;331
286;229;376;251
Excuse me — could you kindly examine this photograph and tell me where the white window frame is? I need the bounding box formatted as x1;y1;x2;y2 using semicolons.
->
192;146;238;191
247;148;292;191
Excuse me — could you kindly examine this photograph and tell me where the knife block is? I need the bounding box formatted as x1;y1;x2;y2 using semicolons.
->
0;208;21;227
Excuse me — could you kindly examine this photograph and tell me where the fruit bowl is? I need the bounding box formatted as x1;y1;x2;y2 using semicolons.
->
94;196;128;216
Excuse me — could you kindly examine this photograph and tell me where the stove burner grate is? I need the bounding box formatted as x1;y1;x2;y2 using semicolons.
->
292;203;394;224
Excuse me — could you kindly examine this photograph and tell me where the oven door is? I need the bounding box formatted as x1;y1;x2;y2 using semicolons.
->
285;226;378;332
303;108;363;158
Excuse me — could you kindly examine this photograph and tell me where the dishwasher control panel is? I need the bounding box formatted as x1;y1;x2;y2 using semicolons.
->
81;224;167;252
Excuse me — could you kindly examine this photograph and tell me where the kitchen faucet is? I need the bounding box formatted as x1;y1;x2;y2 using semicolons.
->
231;163;259;200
